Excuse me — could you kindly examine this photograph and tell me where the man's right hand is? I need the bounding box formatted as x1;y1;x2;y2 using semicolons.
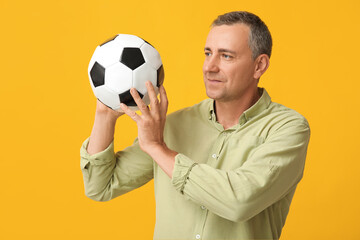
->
87;99;124;155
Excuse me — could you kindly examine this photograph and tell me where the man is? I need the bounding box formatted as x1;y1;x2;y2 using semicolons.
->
80;11;310;240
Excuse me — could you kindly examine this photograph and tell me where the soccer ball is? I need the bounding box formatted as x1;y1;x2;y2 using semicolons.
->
88;34;164;111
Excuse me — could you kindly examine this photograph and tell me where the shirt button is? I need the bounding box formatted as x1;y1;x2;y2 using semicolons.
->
196;234;201;239
200;205;206;210
212;154;217;159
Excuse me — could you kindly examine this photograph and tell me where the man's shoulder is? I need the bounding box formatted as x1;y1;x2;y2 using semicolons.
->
266;101;310;129
166;99;212;122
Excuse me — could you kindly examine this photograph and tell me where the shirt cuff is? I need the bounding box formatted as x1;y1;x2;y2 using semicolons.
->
80;137;116;169
171;153;198;194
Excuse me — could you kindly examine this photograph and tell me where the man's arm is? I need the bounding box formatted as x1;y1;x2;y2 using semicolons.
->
87;100;123;155
170;120;310;222
80;100;154;202
120;82;177;177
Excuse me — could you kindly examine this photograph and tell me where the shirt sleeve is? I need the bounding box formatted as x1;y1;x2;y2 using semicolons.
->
80;137;154;202
171;120;310;222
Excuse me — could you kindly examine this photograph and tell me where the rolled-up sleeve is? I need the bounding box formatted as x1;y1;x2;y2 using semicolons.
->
80;138;116;170
80;137;154;202
171;155;198;194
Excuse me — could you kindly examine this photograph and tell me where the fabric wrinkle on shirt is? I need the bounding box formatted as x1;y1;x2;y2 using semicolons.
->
80;88;310;240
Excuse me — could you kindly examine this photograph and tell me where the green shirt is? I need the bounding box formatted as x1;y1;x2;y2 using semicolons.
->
80;88;310;240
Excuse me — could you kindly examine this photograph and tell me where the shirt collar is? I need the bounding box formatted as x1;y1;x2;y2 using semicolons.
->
208;88;272;125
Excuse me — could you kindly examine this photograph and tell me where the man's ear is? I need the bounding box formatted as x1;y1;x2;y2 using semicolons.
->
253;54;270;80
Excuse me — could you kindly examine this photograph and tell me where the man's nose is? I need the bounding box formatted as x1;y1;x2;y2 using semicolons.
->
203;55;220;73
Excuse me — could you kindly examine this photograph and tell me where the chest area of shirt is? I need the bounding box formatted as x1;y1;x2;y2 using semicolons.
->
166;126;266;170
204;131;265;170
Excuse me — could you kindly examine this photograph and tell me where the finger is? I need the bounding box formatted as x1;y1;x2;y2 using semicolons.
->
130;88;150;115
120;103;141;122
159;85;168;117
146;81;160;116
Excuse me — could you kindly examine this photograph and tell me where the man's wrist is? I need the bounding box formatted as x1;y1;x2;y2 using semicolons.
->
94;110;121;125
144;143;178;164
145;143;177;178
145;142;169;157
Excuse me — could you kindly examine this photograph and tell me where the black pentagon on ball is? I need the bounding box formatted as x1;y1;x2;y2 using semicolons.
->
157;65;164;87
120;48;145;70
90;61;105;87
119;89;144;106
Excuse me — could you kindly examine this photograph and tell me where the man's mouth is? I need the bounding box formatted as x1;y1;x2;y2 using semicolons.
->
208;79;223;82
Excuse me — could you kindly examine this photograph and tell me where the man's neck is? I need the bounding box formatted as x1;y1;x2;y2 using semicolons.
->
214;88;261;130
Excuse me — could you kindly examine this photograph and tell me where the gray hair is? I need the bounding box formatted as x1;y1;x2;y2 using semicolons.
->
212;11;272;60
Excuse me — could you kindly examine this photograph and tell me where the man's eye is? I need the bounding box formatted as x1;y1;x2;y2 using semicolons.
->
222;54;232;59
205;52;211;56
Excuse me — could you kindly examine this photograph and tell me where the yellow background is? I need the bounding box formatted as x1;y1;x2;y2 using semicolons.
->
1;0;359;239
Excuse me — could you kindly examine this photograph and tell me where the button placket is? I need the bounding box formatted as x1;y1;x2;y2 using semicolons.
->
207;132;228;166
193;201;209;240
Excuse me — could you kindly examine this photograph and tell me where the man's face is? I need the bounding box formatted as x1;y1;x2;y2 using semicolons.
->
203;24;258;103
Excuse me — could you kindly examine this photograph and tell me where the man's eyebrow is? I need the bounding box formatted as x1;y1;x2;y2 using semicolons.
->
204;47;236;55
218;48;236;54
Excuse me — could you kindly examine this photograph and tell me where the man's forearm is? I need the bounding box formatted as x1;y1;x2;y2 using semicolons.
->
87;111;118;155
146;144;177;178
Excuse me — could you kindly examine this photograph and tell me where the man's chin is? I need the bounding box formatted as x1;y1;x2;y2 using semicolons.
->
205;89;223;101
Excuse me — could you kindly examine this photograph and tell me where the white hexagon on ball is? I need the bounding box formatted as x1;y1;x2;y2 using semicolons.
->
114;34;145;48
93;40;124;68
94;85;121;110
105;62;133;94
132;63;157;96
140;43;162;70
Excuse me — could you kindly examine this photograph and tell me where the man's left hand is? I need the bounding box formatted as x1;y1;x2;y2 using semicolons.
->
120;81;168;156
120;81;177;178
